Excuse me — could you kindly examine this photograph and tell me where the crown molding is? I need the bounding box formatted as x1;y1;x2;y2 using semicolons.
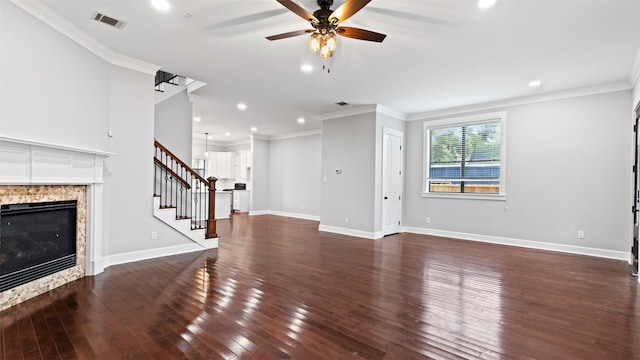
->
268;129;322;141
318;104;378;120
408;81;632;121
251;134;270;141
376;104;407;121
10;0;160;75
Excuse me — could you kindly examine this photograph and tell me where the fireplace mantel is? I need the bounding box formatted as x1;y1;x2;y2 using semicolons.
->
0;135;115;185
0;135;113;277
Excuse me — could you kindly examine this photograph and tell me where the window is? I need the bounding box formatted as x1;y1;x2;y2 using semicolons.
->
423;111;506;199
192;159;205;178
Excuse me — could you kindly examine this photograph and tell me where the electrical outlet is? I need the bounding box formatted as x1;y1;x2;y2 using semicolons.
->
426;217;431;224
345;217;349;223
577;230;584;239
151;231;157;240
301;205;304;211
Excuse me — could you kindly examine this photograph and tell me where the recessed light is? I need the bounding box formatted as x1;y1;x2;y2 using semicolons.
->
193;117;201;122
297;117;305;124
225;132;231;136
529;80;542;87
250;127;258;132
301;64;313;73
207;135;213;140
477;0;497;9
151;0;170;11
237;103;247;111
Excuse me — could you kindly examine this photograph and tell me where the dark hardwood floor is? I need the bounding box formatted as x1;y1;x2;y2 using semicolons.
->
2;214;639;359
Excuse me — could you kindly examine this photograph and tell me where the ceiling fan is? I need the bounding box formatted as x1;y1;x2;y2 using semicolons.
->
266;0;386;58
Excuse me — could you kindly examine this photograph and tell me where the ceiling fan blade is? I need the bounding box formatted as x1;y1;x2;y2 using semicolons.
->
266;29;315;41
329;0;372;23
204;9;289;30
365;7;456;27
336;26;386;42
275;0;318;22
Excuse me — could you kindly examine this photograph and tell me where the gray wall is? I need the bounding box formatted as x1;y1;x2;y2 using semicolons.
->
251;137;270;212
3;1;192;260
320;112;377;232
1;1;110;150
154;90;193;162
268;134;321;217
404;90;633;253
373;112;406;233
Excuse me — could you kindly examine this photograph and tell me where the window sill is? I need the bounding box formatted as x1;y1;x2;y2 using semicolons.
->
421;192;507;201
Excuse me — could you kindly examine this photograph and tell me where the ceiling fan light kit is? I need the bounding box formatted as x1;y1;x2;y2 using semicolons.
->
268;0;385;60
310;32;337;58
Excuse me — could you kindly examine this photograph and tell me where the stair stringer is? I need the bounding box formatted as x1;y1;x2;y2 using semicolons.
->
153;197;218;249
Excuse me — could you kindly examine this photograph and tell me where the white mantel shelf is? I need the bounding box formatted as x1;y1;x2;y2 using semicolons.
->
0;136;115;185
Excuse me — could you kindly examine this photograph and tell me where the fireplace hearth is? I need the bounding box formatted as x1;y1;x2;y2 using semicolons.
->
1;200;78;292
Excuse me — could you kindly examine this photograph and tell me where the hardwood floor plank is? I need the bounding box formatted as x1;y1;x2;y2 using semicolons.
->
2;214;639;359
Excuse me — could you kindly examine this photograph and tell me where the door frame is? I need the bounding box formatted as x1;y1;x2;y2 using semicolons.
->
382;127;404;236
633;101;640;277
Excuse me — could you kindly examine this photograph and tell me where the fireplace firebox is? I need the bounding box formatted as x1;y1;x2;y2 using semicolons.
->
0;200;77;292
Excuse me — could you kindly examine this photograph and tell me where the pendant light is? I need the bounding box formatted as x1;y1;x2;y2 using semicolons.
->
204;132;209;157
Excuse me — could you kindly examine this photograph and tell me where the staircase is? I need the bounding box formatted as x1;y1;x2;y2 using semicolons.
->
153;140;218;249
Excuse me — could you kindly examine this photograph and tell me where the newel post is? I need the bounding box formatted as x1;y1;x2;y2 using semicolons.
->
206;176;218;239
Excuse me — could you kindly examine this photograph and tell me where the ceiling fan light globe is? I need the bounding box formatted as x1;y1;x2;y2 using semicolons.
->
310;34;321;51
327;34;337;51
320;45;330;58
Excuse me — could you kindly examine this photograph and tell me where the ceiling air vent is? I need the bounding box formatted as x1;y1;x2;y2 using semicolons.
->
335;101;349;106
93;12;127;29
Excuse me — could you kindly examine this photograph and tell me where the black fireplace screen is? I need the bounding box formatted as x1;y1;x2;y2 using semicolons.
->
0;200;77;292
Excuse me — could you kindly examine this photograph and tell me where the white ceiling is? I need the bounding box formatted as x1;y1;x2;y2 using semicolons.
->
39;0;640;143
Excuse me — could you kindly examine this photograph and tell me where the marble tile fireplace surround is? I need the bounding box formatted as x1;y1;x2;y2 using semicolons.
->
0;136;112;311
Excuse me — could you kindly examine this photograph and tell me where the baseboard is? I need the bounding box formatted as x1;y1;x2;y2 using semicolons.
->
104;243;205;268
403;227;630;261
318;224;383;240
268;210;321;221
249;210;320;221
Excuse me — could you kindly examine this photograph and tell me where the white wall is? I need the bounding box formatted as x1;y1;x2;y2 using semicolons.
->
320;112;377;233
2;1;193;262
105;67;191;256
251;137;270;212
268;134;321;217
373;112;406;233
404;90;633;256
0;1;110;151
154;90;192;162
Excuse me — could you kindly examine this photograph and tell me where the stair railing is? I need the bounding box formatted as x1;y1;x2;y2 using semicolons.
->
154;140;217;239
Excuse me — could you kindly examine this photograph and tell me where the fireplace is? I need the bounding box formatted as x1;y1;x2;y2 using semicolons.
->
1;200;78;292
0;136;111;311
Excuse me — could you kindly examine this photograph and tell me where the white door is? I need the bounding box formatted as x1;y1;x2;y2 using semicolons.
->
382;128;403;236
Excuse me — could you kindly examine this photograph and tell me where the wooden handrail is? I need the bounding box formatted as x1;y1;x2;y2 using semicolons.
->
154;139;208;184
154;139;217;240
153;158;191;189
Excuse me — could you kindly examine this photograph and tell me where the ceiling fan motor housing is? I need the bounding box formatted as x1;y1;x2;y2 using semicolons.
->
317;0;333;10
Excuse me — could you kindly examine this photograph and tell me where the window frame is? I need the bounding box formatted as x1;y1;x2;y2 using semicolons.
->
422;111;507;200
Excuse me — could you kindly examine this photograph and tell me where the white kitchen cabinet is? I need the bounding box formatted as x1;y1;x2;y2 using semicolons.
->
232;190;250;212
236;150;251;180
209;152;236;179
215;191;232;219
